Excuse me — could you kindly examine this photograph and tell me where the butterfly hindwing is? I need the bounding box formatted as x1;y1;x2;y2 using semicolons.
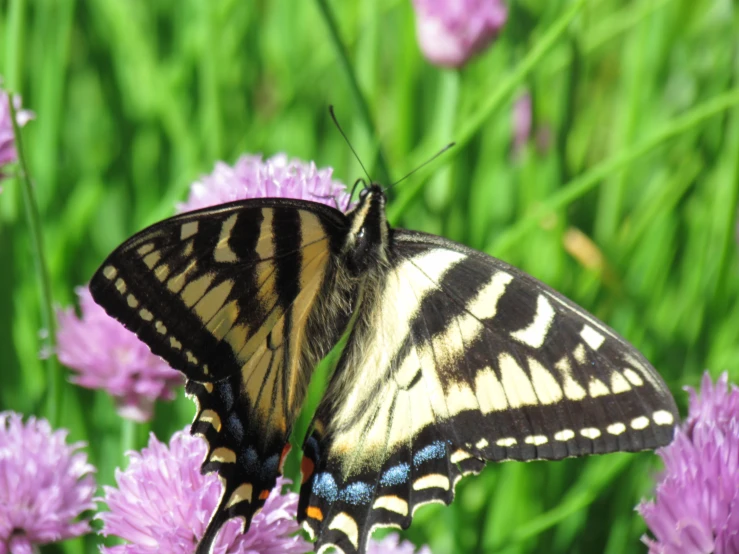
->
298;229;678;554
89;198;355;552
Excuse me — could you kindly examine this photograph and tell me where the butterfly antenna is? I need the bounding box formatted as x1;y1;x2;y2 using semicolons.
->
345;178;366;211
384;142;456;192
329;105;373;185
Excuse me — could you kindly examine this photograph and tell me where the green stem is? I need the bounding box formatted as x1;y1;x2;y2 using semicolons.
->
488;88;739;256
389;0;587;221
4;0;27;90
313;0;392;184
121;418;137;460
9;95;61;425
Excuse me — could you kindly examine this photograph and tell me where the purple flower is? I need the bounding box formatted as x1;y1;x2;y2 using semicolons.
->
368;533;433;554
0;412;96;553
0;87;33;178
98;428;311;554
638;372;739;553
411;0;507;68
179;153;352;213
56;286;183;422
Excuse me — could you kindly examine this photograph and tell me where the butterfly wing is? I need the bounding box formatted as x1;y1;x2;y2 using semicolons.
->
89;199;353;551
297;229;678;554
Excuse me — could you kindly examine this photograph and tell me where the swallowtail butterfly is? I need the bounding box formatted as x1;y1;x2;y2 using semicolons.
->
90;182;678;553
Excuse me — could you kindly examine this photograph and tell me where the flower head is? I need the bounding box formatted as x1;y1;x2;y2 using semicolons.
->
638;371;739;554
0;87;33;178
368;533;433;554
56;286;183;422
179;153;352;213
0;412;96;553
98;428;310;554
412;0;507;68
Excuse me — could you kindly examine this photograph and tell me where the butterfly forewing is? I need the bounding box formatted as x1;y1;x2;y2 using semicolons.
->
89;199;354;552
298;229;678;554
91;200;341;381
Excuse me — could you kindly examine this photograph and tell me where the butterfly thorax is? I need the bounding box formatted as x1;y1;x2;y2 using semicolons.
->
343;185;390;274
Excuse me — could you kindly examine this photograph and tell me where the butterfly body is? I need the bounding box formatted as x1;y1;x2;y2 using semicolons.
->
90;183;678;554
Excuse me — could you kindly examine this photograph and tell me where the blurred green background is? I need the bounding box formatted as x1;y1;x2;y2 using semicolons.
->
2;0;739;552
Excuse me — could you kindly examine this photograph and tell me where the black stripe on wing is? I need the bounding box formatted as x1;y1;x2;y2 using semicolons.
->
90;198;346;382
395;229;678;460
189;232;347;554
187;377;291;553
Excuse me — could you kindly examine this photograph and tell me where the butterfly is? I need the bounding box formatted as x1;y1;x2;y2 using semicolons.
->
90;181;678;554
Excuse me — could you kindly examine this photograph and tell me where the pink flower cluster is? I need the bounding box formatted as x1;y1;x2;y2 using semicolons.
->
412;0;507;68
639;372;739;553
179;153;352;213
0;412;95;554
56;287;183;422
98;429;311;554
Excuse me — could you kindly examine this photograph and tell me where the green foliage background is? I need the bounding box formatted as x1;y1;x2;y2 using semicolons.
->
2;0;739;552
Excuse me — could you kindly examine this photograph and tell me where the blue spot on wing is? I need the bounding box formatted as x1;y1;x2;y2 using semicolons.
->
261;454;279;481
243;447;259;472
413;441;446;467
380;463;410;487
339;482;373;505
313;473;338;502
215;381;234;411
227;414;244;442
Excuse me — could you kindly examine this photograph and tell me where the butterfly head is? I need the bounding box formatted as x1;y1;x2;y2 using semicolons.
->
343;183;390;272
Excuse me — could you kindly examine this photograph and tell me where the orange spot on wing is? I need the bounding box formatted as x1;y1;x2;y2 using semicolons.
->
306;506;323;521
301;456;315;484
259;489;270;500
279;443;291;472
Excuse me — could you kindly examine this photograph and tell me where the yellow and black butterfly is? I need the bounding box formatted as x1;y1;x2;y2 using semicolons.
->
90;179;678;553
